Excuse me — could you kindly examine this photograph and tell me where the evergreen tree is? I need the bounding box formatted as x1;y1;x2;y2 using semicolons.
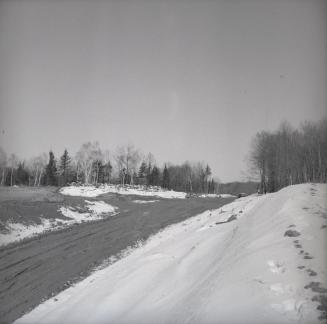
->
210;178;215;194
151;165;160;186
138;161;147;178
59;149;71;186
16;162;29;185
46;151;57;186
146;161;152;186
103;161;112;183
98;161;105;184
162;164;170;189
205;164;212;193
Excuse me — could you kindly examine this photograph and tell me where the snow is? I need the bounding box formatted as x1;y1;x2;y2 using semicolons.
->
84;200;118;214
200;193;236;198
0;201;118;246
0;220;55;247
132;200;159;204
15;184;327;324
59;186;110;198
60;184;187;199
58;200;118;224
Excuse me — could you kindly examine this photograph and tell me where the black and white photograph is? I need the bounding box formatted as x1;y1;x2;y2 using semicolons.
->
0;0;326;323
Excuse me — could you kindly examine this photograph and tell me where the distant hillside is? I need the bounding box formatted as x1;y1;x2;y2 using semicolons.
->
218;181;259;195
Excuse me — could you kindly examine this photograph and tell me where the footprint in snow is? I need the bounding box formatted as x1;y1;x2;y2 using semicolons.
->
306;269;317;277
303;252;314;260
269;283;292;295
304;282;327;294
267;260;286;274
312;295;327;321
270;299;305;319
284;229;301;237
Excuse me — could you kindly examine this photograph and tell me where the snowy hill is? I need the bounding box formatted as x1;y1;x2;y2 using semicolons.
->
16;183;327;324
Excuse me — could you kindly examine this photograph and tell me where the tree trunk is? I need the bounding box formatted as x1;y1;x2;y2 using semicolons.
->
95;165;99;186
38;170;42;186
34;169;38;186
1;168;5;185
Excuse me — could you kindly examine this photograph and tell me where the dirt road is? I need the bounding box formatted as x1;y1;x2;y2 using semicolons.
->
0;191;234;323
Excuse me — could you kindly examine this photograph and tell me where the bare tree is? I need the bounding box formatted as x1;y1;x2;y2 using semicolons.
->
92;149;104;186
29;153;47;186
181;162;193;192
8;154;18;186
115;144;140;186
0;146;7;186
249;119;327;193
102;149;113;184
115;147;127;185
75;142;102;184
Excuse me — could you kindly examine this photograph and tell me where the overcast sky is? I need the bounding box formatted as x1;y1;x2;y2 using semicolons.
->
0;0;326;182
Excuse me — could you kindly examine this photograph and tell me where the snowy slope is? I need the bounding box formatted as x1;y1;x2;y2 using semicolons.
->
16;184;327;324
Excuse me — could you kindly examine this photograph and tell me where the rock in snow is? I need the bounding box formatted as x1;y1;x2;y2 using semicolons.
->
15;184;327;324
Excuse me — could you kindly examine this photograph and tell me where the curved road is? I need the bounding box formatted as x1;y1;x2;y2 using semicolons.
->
0;193;234;323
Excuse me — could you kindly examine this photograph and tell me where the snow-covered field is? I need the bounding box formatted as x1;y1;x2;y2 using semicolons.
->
0;200;118;246
60;184;187;199
15;183;327;323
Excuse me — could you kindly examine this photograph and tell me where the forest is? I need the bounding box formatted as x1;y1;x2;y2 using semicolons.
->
1;118;326;194
249;118;327;193
0;143;216;194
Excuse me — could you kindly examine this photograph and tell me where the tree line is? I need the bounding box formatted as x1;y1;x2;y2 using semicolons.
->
0;143;218;194
249;118;327;193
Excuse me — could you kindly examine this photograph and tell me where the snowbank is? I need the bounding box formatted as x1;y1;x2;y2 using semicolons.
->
199;193;236;198
60;185;187;199
59;200;118;224
0;220;55;247
84;200;117;214
16;184;327;324
132;200;159;204
0;201;118;246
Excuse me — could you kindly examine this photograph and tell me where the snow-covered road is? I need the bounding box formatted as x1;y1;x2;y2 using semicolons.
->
16;183;327;323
